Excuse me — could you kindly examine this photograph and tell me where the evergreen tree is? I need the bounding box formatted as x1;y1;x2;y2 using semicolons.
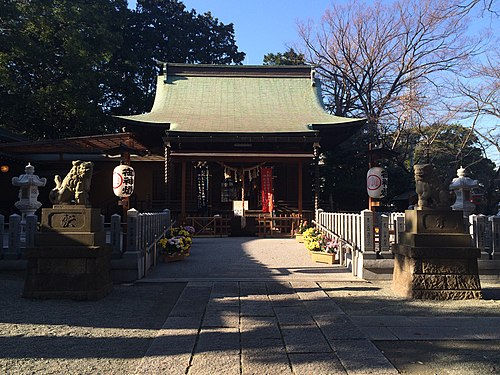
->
263;48;305;66
0;0;245;139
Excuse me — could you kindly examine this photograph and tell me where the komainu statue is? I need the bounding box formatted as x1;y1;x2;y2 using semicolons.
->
49;160;94;206
414;164;450;210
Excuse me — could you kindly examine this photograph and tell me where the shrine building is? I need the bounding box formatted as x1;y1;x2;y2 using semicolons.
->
116;63;365;221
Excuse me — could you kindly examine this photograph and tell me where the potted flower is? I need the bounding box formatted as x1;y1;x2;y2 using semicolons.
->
302;227;323;251
310;236;339;265
158;225;195;262
294;220;309;243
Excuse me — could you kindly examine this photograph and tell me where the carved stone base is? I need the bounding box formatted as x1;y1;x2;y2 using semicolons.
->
23;246;113;300
392;210;482;300
22;207;112;300
392;246;482;300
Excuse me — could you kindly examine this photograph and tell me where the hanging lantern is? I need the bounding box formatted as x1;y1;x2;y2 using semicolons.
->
113;164;135;197
367;167;388;199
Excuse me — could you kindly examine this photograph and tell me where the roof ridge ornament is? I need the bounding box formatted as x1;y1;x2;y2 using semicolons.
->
154;59;168;83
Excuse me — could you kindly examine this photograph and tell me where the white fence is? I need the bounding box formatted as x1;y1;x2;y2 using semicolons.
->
315;210;499;278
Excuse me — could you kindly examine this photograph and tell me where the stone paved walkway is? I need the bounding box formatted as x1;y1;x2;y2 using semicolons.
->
135;280;398;375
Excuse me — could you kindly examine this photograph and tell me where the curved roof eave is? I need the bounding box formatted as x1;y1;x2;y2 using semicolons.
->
114;64;365;134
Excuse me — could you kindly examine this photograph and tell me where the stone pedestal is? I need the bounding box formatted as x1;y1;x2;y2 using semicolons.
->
23;206;113;300
392;209;482;300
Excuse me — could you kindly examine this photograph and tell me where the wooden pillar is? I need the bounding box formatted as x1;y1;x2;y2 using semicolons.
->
164;142;171;205
313;143;320;212
181;160;186;220
240;168;245;216
297;160;303;216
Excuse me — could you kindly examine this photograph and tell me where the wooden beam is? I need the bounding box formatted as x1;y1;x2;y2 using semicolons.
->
298;160;303;216
181;160;186;219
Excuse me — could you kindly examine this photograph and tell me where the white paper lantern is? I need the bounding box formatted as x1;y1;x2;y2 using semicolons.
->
367;167;388;198
113;165;135;197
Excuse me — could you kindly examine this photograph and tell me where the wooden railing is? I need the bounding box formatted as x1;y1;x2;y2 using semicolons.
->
256;214;302;238
185;215;231;237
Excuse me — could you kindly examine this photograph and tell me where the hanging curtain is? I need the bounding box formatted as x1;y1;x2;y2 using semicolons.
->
196;162;209;210
260;166;273;213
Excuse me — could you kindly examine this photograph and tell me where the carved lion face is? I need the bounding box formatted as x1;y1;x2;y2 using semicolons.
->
414;164;432;182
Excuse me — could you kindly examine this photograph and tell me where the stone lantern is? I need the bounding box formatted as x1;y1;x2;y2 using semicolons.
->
449;167;479;218
12;163;47;220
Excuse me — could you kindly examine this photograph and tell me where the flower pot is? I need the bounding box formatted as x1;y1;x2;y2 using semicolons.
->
295;234;304;243
310;251;337;265
162;252;185;262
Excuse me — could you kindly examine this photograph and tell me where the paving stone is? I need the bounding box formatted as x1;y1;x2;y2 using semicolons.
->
240;281;267;296
281;325;332;353
350;315;415;327
162;316;203;330
202;312;240;328
289;281;319;291
169;299;208;318
408;316;475;327
169;286;212;317
386;325;480;340
268;293;302;307
315;314;367;340
188;352;240;375
266;281;293;293
136;318;200;375
273;305;316;326
289;352;346;375
242;347;292;375
195;327;240;353
205;302;240;313
212;281;239;298
359;326;400;340
302;297;345;315
187;281;214;287
240;316;282;342
330;339;399;375
136;355;190;375
241;298;275;316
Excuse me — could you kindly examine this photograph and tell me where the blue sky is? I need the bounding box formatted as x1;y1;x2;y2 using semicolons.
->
128;0;335;65
180;0;335;64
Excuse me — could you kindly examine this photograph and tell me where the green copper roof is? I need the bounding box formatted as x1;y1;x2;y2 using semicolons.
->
117;64;364;133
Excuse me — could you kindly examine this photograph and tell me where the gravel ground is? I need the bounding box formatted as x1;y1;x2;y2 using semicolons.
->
0;271;185;375
319;280;500;317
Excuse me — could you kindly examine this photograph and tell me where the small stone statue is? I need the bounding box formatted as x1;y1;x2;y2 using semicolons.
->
49;160;94;206
414;164;449;210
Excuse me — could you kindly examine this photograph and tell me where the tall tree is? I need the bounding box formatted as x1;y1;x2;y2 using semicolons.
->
0;0;246;139
0;0;128;139
263;48;305;66
298;0;477;147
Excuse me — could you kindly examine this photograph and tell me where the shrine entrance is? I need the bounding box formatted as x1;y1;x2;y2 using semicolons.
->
169;158;314;237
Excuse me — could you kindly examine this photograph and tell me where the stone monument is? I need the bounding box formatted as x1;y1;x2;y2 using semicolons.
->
392;164;481;300
23;160;113;300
